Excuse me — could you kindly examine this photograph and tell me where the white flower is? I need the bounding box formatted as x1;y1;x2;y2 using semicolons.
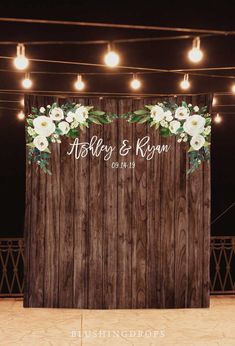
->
204;126;211;135
177;138;182;143
164;110;173;122
193;106;199;112
39;107;46;114
66;111;75;123
160;120;168;128
188;103;192;107
175;106;190;120
47;105;51;109
169;120;181;134
71;120;79;129
183;114;206;136
150;105;165;122
190;134;205;151
74;106;89;123
27;127;36;136
58;121;70;134
33;116;56;137
33;135;48;151
49;107;64;121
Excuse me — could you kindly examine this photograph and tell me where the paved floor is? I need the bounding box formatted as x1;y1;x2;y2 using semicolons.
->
0;297;235;345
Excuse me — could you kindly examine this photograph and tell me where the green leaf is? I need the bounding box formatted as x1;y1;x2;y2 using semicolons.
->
205;118;211;125
88;116;102;125
128;115;142;123
188;146;195;152
176;126;184;134
90;110;106;116
134;109;148;116
26;142;35;148
27;119;34;126
182;101;188;108
160;128;171;137
138;115;151;124
145;105;154;111
43;147;51;153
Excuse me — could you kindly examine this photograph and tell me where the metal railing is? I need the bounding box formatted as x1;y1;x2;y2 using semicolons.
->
0;238;24;297
210;236;235;294
0;237;234;297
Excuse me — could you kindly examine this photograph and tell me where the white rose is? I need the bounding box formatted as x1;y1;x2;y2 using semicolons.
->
58;121;70;134
190;134;205;151
33;116;56;137
66;111;75;123
74;106;89;123
39;107;46;113
160;120;168;128
204;126;211;135
175;106;190;120
150;105;165;122
71;120;79;129
169;120;181;134
183;114;206;136
49;107;64;121
165;111;173;122
33;135;48;151
193;106;199;112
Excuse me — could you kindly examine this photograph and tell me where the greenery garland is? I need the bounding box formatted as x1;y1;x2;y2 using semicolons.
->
26;101;211;174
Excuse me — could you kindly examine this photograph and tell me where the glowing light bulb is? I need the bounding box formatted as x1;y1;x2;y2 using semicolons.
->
22;74;32;89
180;74;190;90
231;84;235;94
74;74;85;90
104;44;120;67
130;74;141;90
14;44;29;70
20;98;24;106
188;37;203;63
214;113;222;124
212;97;217;105
17;110;25;120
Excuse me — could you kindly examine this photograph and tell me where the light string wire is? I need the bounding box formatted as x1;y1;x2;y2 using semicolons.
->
0;17;234;35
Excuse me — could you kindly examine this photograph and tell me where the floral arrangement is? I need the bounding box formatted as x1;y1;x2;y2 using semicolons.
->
26;101;211;174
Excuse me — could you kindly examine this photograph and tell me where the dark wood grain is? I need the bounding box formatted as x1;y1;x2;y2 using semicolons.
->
25;95;211;309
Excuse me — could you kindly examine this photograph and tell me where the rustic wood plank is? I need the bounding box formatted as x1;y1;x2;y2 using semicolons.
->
145;97;162;308
73;98;89;308
59;136;75;308
44;142;60;307
132;99;147;308
102;98;118;308
87;97;104;308
117;99;133;308
174;142;188;307
160;135;176;308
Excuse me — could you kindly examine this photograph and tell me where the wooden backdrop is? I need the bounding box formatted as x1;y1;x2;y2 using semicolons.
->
24;94;211;309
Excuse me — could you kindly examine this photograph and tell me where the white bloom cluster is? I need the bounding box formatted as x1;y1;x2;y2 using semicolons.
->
29;104;90;151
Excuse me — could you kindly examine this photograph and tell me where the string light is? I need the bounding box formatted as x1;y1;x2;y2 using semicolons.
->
180;73;190;90
14;44;29;70
130;74;141;90
231;84;235;94
104;43;120;67
212;97;217;105
74;74;85;90
188;37;203;63
214;113;222;124
22;73;32;89
20;98;24;106
17;110;25;120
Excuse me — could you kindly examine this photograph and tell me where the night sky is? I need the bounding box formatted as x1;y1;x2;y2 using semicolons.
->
0;0;234;237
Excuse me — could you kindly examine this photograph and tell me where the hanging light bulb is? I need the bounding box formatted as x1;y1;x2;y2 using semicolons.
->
214;113;222;124
17;110;25;120
14;44;29;70
130;74;141;90
104;43;120;67
231;84;235;94
212;97;217;105
180;74;190;90
74;74;85;90
188;37;203;63
20;98;24;106
22;73;32;89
